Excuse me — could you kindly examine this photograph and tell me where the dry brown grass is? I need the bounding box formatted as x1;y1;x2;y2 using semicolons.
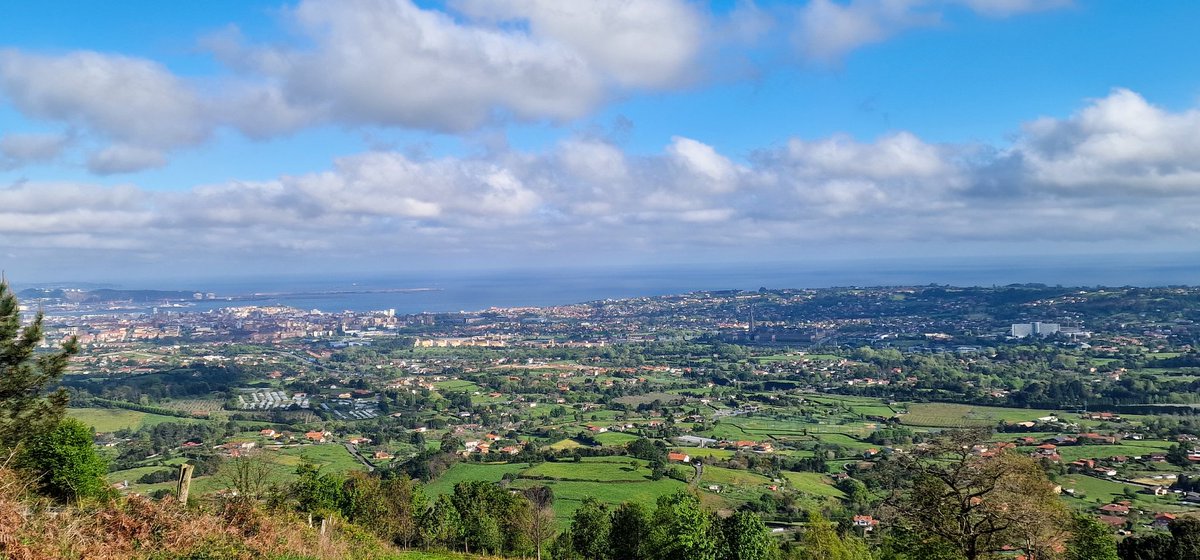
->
0;466;394;560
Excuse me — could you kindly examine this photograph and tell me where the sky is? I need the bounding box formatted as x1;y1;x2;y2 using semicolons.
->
2;0;1200;284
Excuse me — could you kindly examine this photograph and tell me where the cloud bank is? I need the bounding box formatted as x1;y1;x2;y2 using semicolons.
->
0;0;1073;173
2;89;1196;271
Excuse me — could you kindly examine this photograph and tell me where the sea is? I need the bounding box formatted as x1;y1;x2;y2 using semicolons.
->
76;253;1200;316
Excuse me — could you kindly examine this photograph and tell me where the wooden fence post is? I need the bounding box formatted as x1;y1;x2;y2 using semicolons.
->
176;464;194;504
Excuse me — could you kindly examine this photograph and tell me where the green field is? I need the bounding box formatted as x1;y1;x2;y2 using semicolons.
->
699;465;772;487
427;457;718;523
591;431;639;446
546;438;586;450
1031;440;1175;462
69;407;194;432
811;433;875;451
847;405;897;418
899;403;1063;428
523;457;649;482
672;446;735;459
433;380;481;392
780;472;845;498
613;391;684;406
1059;474;1131;501
510;477;693;522
425;462;529;496
110;443;366;496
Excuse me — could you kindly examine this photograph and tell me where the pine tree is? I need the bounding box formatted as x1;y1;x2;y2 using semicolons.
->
0;281;78;448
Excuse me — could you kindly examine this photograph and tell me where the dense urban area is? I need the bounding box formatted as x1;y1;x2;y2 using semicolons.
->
8;282;1200;559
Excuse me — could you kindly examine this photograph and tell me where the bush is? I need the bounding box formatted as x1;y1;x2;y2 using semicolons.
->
19;418;111;502
139;469;178;484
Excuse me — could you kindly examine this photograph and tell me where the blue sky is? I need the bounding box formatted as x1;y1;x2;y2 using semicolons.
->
2;0;1200;283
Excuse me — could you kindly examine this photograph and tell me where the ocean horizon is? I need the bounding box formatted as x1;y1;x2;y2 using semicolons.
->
20;253;1200;315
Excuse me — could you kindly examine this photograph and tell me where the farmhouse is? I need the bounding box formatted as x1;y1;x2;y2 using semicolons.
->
1098;503;1129;516
668;452;691;463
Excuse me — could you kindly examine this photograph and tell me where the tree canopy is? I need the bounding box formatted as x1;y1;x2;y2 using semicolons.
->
0;281;78;448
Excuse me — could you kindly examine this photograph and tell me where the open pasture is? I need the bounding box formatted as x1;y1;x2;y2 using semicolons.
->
592;431;639;446
1039;440;1175;462
700;465;772;487
510;477;692;522
69;407;193;433
613;391;685;406
433;380;481;392
425;462;529;496
672;446;734;459
780;472;845;498
899;403;1063;428
522;457;649;482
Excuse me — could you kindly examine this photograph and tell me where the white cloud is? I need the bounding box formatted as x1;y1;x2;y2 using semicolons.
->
0;131;71;169
215;0;606;133
4;88;1198;267
1014;88;1200;193
793;0;1071;62
0;182;151;236
667;136;743;193
795;0;935;63
87;145;169;175
453;0;706;88
0;49;208;148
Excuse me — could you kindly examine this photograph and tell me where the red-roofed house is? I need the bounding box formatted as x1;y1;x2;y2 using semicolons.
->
305;431;328;443
668;452;691;463
1098;503;1129;516
1098;515;1126;529
1153;513;1177;529
853;515;879;533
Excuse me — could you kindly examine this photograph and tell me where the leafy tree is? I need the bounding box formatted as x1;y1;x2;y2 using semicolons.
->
440;433;462;454
649;491;718;560
0;281;78;448
382;475;427;548
649;457;667;480
217;453;275;499
421;494;461;549
876;527;965;560
1169;517;1200;559
292;461;345;518
20;418;109;502
1117;533;1172;560
720;510;777;560
552;528;579;560
628;438;667;462
339;471;388;526
1065;513;1117;560
571;496;611;560
787;512;871;560
837;477;870;511
449;481;525;555
611;501;651;560
1166;444;1190;468
877;429;1069;560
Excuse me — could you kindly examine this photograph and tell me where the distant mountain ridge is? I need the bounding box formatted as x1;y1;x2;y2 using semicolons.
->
18;288;200;303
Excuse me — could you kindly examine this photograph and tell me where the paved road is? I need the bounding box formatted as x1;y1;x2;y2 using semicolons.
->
344;443;375;472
